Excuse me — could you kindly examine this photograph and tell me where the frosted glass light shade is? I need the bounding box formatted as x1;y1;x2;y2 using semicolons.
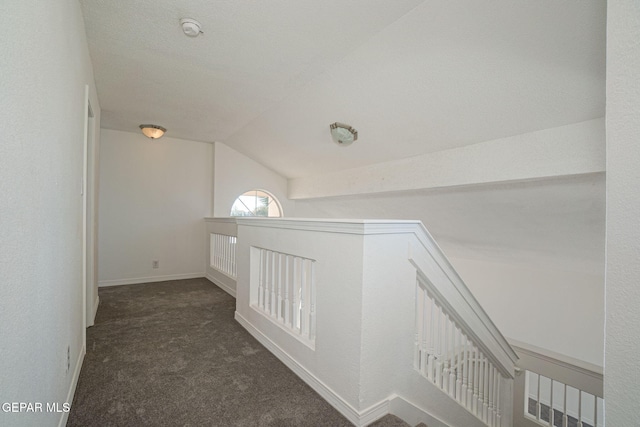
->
330;122;358;146
139;124;166;139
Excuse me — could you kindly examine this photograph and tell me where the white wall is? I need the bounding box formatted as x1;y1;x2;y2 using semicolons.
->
0;0;100;425
450;257;604;367
289;119;604;200
213;142;293;217
293;177;605;366
98;129;212;286
605;1;640;424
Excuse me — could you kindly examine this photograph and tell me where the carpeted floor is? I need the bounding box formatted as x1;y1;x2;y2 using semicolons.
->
68;278;410;426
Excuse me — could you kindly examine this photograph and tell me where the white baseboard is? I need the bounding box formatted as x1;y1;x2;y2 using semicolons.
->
92;295;99;323
389;395;448;427
235;311;388;426
58;343;86;427
98;272;205;287
206;273;236;298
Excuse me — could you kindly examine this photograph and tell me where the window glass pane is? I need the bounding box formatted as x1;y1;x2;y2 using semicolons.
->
230;190;282;217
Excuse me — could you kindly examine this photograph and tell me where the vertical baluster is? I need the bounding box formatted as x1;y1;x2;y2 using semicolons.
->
215;234;219;269
577;391;583;427
427;296;435;382
496;374;501;427
536;372;542;421
231;237;236;277
219;235;223;272
213;234;218;270
212;234;216;269
284;255;290;326
209;233;214;267
478;353;484;418
414;282;421;370
549;380;554;427
442;313;450;394
461;334;468;407
270;251;277;316
299;258;306;335
466;340;472;409
455;327;463;402
228;237;231;274
489;366;495;427
435;303;442;388
309;261;316;340
472;345;478;414
482;356;489;423
257;249;264;308
448;317;456;397
563;384;568;427
291;257;299;330
421;289;428;378
304;259;312;337
276;253;282;320
266;250;271;313
593;395;597;427
223;236;228;274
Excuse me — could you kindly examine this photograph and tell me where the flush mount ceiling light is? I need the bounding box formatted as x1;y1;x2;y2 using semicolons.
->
139;124;166;139
330;122;358;146
180;18;203;37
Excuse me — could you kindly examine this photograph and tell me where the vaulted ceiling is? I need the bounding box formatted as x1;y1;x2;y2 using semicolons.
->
80;0;606;179
80;1;607;270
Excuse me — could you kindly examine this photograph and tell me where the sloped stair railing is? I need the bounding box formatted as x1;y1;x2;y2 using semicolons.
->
205;217;518;426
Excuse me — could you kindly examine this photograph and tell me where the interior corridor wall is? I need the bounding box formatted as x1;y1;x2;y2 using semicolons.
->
98;129;212;286
213;142;293;217
449;257;603;366
0;0;101;425
604;0;640;423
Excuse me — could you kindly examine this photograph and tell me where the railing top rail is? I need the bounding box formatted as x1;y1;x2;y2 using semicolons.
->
510;338;603;397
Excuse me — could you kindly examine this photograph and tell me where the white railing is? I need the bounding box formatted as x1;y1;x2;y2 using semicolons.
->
416;274;506;427
252;248;316;347
210;232;237;278
210;217;517;426
205;218;238;297
511;340;603;427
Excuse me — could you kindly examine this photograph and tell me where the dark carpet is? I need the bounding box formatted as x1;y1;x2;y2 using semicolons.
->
68;278;409;426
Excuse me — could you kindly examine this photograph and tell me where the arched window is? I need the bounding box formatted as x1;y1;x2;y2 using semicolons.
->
230;190;282;217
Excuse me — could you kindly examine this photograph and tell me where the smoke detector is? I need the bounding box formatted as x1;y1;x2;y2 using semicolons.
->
180;18;202;37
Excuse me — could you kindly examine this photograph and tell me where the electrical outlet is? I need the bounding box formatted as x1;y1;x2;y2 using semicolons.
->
66;346;70;374
152;260;159;269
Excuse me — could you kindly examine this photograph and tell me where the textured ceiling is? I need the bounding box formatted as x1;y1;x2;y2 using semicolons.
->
81;0;605;179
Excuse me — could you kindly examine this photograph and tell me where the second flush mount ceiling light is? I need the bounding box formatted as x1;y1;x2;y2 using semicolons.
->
330;122;358;147
180;18;203;37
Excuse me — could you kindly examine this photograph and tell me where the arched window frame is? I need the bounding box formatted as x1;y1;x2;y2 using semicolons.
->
230;189;283;218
